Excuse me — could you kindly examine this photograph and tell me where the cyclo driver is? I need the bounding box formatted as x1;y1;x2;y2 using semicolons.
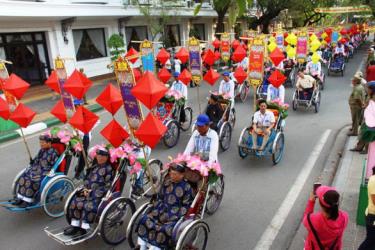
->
184;114;219;163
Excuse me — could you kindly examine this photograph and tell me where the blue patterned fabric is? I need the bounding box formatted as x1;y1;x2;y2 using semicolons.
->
17;147;59;199
137;178;194;248
68;163;113;223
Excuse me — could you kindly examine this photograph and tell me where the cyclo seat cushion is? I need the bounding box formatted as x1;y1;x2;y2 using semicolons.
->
51;142;66;173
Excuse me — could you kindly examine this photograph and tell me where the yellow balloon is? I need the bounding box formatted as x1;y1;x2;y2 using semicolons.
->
309;33;318;42
321;32;328;39
268;42;277;52
287;47;296;58
311;52;320;63
286;33;297;46
310;39;321;52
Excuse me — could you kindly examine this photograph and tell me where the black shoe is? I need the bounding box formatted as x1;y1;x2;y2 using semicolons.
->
72;228;87;240
17;201;30;208
12;199;24;206
64;226;80;236
349;148;362;152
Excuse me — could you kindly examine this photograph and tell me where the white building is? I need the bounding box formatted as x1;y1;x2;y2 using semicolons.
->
0;0;226;85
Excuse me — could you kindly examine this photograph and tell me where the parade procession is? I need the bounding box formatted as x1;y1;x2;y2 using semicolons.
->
0;1;375;249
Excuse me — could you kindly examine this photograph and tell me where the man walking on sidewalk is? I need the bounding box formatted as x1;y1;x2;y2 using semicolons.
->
348;74;366;136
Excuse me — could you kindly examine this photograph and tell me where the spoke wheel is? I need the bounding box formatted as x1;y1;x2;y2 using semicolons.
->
177;221;209;250
143;159;163;198
180;107;193;131
100;197;135;245
240;84;248;103
127;204;150;248
206;175;225;215
314;92;321;113
42;177;75;218
219;122;231;151
163;120;180;148
272;133;285;165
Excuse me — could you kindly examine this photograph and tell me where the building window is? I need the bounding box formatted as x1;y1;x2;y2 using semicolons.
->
164;24;181;48
73;28;107;61
125;26;148;51
190;23;206;40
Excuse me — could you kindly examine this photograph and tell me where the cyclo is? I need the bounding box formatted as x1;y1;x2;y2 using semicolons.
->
154;92;193;148
193;91;235;151
238;100;286;165
127;153;224;250
0;130;77;217
44;142;163;246
292;71;321;113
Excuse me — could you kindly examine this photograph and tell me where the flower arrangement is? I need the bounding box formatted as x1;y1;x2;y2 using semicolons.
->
164;89;186;106
88;142;146;175
166;153;222;184
266;98;289;119
46;127;83;152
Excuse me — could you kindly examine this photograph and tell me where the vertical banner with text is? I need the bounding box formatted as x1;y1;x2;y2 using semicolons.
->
140;40;155;73
220;32;231;63
115;58;144;135
248;38;265;87
296;32;308;64
188;37;202;84
0;62;17;111
55;58;75;118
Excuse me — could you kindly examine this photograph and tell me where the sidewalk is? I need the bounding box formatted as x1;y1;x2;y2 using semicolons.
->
0;76;115;142
333;136;366;249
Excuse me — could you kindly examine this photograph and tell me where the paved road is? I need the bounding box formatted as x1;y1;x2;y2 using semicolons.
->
0;46;367;250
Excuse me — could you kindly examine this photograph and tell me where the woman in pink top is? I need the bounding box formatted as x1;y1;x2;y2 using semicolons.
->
303;186;349;250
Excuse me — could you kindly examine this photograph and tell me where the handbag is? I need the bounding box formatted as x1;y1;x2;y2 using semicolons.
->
307;213;338;250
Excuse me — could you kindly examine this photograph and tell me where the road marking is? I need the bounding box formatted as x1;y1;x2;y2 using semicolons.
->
0;110;106;149
253;129;331;250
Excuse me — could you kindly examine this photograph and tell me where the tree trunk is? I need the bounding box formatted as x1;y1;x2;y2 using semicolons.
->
215;10;226;38
249;9;282;34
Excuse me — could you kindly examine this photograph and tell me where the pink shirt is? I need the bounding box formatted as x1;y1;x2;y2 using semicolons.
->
302;200;348;250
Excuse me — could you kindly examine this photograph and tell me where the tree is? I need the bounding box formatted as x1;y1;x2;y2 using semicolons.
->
289;0;334;27
107;34;125;62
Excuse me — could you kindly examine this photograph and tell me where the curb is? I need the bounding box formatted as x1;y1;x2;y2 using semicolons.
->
287;124;351;250
0;104;103;144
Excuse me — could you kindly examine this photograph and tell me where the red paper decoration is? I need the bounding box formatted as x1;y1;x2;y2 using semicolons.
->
50;100;67;123
234;66;247;84
45;70;61;94
214;51;221;61
96;84;123;115
232;46;247;63
212;38;221;49
133;68;142;82
203;49;216;66
126;47;139;64
156;48;170;65
131;71;168;110
64;69;92;100
232;39;240;50
134;113;167;149
175;47;189;64
9;103;36;128
203;69;220;86
157;67;172;84
69;106;99;134
100;119;129;147
0;96;10;120
268;70;286;88
3;74;30;100
178;69;192;85
269;47;285;67
340;28;347;36
339;38;347;44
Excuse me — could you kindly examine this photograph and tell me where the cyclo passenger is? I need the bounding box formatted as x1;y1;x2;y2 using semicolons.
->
63;148;114;237
170;72;188;124
218;71;235;110
251;99;276;151
206;94;224;131
13;134;59;207
136;162;194;250
184;114;219;163
296;70;318;100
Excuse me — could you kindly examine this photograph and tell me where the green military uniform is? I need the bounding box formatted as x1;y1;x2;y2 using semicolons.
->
349;83;365;135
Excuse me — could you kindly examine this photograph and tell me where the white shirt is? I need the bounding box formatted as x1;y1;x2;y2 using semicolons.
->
171;80;188;100
219;79;235;100
174;59;181;73
253;110;275;127
306;61;322;76
334;46;346;56
184;129;219;163
266;85;285;103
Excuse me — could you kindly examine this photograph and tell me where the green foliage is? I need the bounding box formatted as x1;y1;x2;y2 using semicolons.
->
107;34;125;62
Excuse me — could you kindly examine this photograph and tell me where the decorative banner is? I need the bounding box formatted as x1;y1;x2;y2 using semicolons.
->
114;58;143;134
296;32;308;64
188;37;202;84
276;32;284;50
248;38;265;87
220;32;231;62
331;31;339;44
54;58;75;118
314;5;372;13
140;40;155;72
0;62;17;111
